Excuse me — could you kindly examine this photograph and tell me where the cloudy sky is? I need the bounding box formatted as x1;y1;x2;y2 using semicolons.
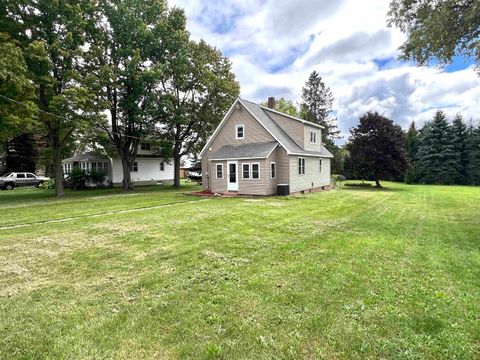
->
171;0;480;138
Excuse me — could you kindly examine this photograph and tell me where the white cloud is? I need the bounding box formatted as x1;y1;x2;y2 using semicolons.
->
170;0;480;138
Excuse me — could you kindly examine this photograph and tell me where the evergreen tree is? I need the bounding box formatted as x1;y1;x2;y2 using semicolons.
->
416;111;458;184
5;133;38;173
346;112;407;188
467;124;480;185
404;121;419;183
300;71;340;142
451;114;469;184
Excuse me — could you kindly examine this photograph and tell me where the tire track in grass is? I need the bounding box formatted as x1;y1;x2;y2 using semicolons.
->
0;198;210;230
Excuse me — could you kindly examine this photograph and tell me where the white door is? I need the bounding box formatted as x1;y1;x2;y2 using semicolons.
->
227;161;238;191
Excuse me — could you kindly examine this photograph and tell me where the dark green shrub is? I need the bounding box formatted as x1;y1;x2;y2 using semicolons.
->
66;168;88;190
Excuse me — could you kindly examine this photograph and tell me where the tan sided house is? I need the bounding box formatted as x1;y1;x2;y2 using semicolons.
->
200;97;333;195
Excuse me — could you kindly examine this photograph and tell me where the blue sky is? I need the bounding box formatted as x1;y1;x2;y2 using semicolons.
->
171;0;480;137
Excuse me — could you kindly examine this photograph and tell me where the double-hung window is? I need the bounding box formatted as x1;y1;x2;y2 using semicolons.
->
270;162;276;179
298;157;305;175
310;131;317;144
319;159;322;173
160;162;165;171
235;124;245;139
216;163;223;179
140;143;151;151
251;163;260;179
242;163;250;179
132;162;138;172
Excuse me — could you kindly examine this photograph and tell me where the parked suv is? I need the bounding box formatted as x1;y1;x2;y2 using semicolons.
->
0;172;50;190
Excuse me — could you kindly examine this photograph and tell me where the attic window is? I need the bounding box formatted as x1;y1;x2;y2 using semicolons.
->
236;124;244;139
310;131;317;144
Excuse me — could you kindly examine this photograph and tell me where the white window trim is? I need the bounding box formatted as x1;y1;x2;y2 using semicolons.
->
242;163;250;179
141;143;151;151
310;131;317;144
251;162;260;180
216;163;224;179
298;157;305;176
270;162;276;179
235;124;245;139
132;162;138;172
160;161;165;171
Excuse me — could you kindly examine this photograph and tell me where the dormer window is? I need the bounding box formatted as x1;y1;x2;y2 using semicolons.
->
309;131;317;144
236;124;245;139
141;143;151;151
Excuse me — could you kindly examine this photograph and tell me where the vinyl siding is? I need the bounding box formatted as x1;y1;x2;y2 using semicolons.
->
264;110;304;147
304;125;323;152
209;161;228;193
112;158;173;184
238;159;270;195
289;156;331;193
275;146;289;185
202;103;275;192
265;148;278;195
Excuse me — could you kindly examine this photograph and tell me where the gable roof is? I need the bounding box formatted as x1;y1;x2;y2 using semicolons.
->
239;99;333;158
260;106;324;130
210;141;278;160
62;152;109;163
199;98;333;158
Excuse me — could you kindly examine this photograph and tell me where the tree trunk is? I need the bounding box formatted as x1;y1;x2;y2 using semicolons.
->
121;156;133;191
54;148;64;197
173;150;181;188
375;178;382;188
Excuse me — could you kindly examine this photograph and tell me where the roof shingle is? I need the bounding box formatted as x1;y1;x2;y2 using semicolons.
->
210;141;278;160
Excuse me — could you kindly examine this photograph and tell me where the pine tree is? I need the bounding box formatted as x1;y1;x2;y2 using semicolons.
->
5;133;39;173
451;114;469;184
300;71;340;142
404;121;419;183
416;111;458;184
467;124;480;185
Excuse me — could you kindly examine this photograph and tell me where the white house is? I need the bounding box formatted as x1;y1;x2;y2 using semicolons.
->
62;142;174;186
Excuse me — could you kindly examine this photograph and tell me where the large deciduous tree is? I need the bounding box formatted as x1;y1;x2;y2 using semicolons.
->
261;98;300;117
0;33;36;143
347;112;408;188
153;37;240;188
2;0;96;196
388;0;480;73
85;0;173;191
416;111;458;184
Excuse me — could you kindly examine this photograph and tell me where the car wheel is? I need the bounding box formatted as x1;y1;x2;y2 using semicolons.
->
4;183;14;190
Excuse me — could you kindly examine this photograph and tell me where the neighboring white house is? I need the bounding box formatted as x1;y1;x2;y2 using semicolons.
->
62;142;174;186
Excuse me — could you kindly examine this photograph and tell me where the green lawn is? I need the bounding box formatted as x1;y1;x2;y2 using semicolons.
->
0;183;479;359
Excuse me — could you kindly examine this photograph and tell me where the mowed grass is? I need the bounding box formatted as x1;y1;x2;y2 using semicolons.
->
0;183;479;359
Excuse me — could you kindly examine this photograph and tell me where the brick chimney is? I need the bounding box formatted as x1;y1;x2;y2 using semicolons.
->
267;97;275;109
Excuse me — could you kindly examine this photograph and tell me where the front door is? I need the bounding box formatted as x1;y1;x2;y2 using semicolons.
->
227;161;238;191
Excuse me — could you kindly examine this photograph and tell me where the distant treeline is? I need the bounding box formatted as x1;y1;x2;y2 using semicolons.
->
340;110;480;187
405;111;480;186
